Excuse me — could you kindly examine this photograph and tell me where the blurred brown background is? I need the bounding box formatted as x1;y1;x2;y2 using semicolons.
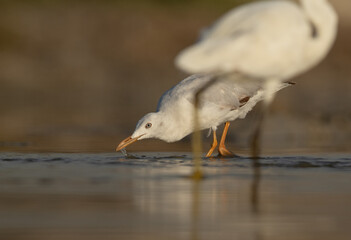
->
0;0;350;153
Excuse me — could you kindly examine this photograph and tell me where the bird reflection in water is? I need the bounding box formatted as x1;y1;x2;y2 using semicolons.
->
250;157;261;214
187;156;262;240
190;179;201;240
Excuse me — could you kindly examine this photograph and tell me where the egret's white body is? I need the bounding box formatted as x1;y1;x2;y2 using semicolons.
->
116;74;292;155
174;0;337;157
176;0;338;82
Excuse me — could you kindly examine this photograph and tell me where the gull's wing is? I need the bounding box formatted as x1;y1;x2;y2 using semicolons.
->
196;74;263;110
157;74;264;112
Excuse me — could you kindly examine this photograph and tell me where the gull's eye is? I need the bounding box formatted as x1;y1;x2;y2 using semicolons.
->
145;123;152;129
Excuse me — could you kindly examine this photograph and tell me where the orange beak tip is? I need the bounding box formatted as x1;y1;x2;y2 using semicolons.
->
116;134;144;152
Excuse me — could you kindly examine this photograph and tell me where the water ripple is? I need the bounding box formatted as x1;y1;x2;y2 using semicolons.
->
0;152;350;169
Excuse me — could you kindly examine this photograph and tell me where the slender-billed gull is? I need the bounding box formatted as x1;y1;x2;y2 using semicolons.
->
116;74;293;157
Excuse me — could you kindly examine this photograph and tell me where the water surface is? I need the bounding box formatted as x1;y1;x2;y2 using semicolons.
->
1;152;351;240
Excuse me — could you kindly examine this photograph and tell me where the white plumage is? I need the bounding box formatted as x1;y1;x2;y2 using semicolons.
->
176;0;337;81
174;0;337;157
116;0;337;157
116;74;292;156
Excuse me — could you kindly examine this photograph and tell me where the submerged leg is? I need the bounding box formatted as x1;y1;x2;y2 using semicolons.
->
206;130;218;157
218;122;235;157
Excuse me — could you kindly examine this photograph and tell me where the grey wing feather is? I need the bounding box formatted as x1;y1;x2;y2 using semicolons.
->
157;73;292;113
158;74;262;112
157;74;205;111
196;74;263;110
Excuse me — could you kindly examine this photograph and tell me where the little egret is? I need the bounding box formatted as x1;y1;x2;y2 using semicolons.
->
116;74;293;157
175;0;338;157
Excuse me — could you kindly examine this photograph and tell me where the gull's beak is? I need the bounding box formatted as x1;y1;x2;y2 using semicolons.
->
116;135;144;152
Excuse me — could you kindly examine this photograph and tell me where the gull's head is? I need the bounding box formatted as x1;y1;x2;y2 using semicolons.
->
116;112;166;151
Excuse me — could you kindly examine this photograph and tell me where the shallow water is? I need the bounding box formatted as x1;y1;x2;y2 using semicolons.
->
1;152;351;240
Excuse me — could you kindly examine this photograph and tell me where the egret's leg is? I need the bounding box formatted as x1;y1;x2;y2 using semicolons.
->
191;75;221;179
251;118;263;159
251;78;279;158
206;130;217;157
218;122;235;157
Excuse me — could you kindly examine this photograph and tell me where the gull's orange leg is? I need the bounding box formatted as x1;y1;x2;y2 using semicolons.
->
206;129;217;157
218;122;235;157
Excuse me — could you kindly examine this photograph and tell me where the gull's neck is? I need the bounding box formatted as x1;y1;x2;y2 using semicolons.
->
156;110;191;142
301;0;338;67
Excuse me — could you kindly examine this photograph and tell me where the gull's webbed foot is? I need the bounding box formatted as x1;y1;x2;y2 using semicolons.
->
218;145;235;157
206;129;218;157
